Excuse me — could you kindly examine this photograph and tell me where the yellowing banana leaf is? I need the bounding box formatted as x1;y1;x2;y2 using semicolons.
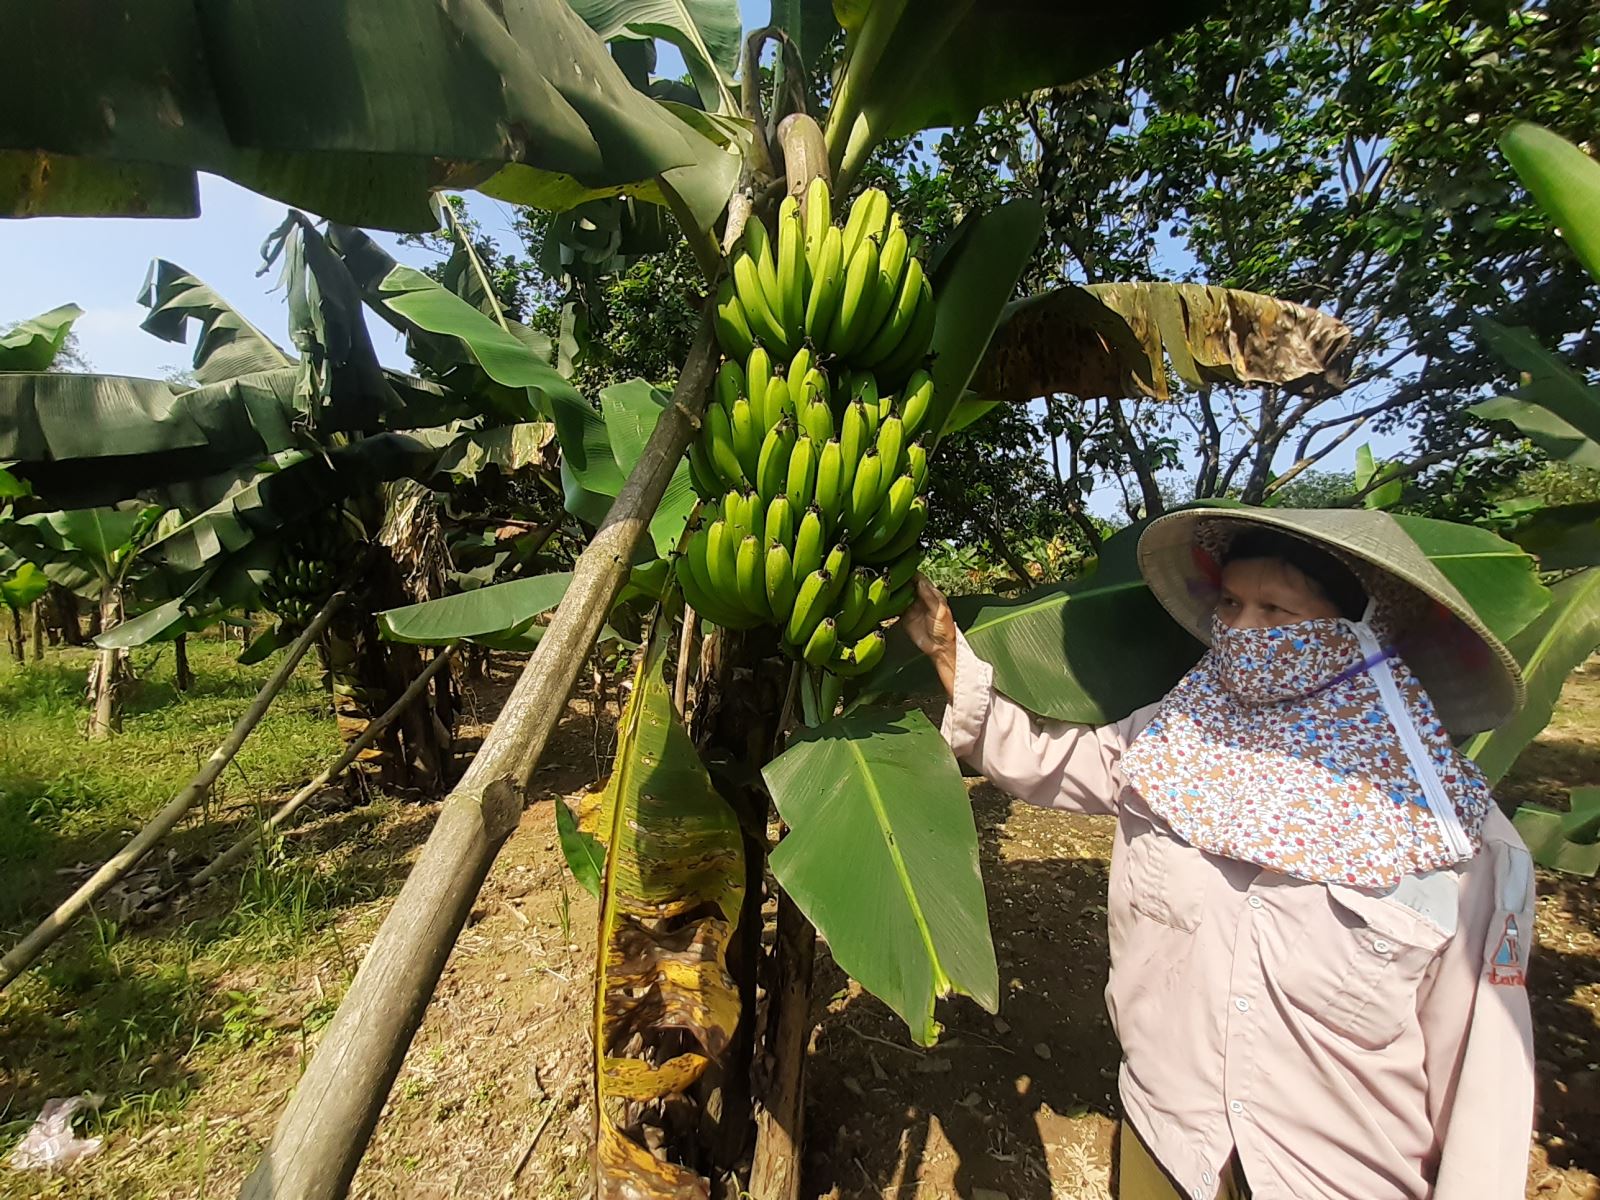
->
1464;568;1600;785
1501;122;1600;287
378;572;573;650
0;303;82;372
765;705;997;1046
972;282;1352;404
0;0;721;231
594;621;743;1197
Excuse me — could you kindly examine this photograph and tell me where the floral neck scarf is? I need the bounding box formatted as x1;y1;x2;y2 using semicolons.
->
1120;611;1494;889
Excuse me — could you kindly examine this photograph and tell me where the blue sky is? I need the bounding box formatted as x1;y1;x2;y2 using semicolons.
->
0;0;1397;519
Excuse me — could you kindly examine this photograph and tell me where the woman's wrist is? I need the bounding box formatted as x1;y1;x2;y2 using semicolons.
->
936;637;957;700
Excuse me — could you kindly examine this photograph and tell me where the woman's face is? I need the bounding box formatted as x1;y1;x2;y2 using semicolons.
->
1216;557;1344;630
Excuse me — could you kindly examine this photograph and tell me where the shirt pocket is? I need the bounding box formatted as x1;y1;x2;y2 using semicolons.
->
1276;883;1455;1050
1125;816;1206;932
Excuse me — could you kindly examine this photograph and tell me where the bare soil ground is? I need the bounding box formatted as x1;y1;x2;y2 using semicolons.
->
7;657;1599;1199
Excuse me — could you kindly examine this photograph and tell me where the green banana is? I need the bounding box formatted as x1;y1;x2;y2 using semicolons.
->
731;397;760;481
841;187;889;262
705;404;747;490
875;276;936;385
744;487;765;545
802;617;838;669
785;568;832;647
762;376;795;431
874;415;905;487
805;225;845;349
884;545;923;593
873;495;928;563
756;418;797;505
838;630;887;676
764;495;795;555
765;542;797;621
830;234;881;357
736;535;769;619
801;396;834;446
747;345;772;423
793;506;825;580
858;256;925;369
724;488;753;545
683;532;750;629
786;435;818;511
713;277;755;361
776;195;806;336
732;244;788;355
898;370;934;438
846;448;883;536
800;367;831;412
707;518;741;601
855;473;915;558
858;224;907;348
715;359;745;415
785;347;812;403
839;399;869;494
882;579;916;622
853;374;882;436
803;175;832;261
746;217;783;325
822;544;851;607
814;439;846;524
862;572;893;625
907;439;928;492
834;570;870;641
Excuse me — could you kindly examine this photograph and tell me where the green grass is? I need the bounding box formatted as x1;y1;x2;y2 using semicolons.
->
0;632;352;1156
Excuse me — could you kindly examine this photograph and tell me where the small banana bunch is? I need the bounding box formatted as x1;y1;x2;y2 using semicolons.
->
714;179;935;391
258;515;344;630
681;334;935;675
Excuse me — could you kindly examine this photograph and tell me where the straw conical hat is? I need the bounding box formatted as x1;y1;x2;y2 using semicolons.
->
1136;506;1524;735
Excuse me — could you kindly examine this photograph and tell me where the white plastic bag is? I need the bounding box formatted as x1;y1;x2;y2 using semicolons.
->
8;1095;103;1172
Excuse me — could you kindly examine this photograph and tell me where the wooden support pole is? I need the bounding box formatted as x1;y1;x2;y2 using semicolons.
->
187;647;456;892
239;308;721;1200
0;590;347;991
749;890;817;1200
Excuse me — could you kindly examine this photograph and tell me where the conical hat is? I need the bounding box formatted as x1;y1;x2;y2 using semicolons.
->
1136;506;1524;735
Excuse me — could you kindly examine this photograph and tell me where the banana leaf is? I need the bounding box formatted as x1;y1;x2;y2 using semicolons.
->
1512;787;1600;877
1388;514;1550;646
1491;500;1600;572
765;704;997;1046
599;379;697;557
1463;568;1600;785
925;198;1045;444
0;0;724;231
593;621;743;1196
829;0;1219;172
1471;321;1600;468
972;282;1352;405
0;303;82;371
1501;122;1600;287
1354;444;1402;510
0;560;48;612
568;0;741;114
137;260;293;385
377;572;573;650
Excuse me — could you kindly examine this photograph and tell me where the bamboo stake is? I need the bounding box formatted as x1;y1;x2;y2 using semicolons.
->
0;590;348;991
186;647;456;892
240;308;721;1200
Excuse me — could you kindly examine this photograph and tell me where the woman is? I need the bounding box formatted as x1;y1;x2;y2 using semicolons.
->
904;507;1536;1200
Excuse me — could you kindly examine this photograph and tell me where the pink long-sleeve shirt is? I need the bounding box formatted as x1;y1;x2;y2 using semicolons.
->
939;631;1537;1200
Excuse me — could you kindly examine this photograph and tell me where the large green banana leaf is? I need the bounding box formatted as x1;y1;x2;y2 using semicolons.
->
1464;569;1600;785
925;198;1045;444
0;560;49;613
1490;500;1600;572
972;282;1352;405
378;572;573;650
1501;122;1600;287
765;704;997;1046
1471;321;1600;467
1512;798;1600;878
1388;514;1550;646
0;304;82;371
0;0;726;232
599;380;698;556
137;260;292;385
827;0;1219;176
593;621;743;1196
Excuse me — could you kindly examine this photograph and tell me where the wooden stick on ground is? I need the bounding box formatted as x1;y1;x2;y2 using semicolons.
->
186;646;456;893
0;590;348;991
240;308;721;1200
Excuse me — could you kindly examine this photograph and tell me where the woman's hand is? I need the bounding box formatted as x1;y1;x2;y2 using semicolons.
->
902;575;958;699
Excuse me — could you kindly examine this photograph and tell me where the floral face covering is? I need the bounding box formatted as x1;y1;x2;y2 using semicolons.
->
1120;610;1494;889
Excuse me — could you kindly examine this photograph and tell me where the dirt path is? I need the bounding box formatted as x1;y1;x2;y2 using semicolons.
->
17;660;1599;1199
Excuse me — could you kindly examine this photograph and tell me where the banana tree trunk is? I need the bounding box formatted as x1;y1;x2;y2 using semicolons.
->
6;606;21;663
30;601;43;661
49;585;82;645
174;633;192;691
240;307;720;1200
87;589;125;740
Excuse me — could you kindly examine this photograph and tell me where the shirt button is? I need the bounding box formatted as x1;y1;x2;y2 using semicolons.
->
1247;895;1263;909
1234;997;1250;1013
1230;1099;1245;1114
1373;938;1392;954
1202;1169;1216;1184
